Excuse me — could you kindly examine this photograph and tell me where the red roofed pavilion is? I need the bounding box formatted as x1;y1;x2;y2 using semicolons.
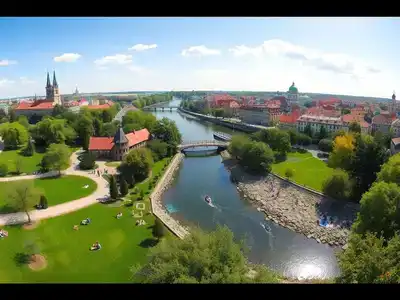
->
88;127;150;161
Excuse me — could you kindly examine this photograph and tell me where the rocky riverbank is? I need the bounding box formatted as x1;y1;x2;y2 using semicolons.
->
223;152;358;247
150;153;189;239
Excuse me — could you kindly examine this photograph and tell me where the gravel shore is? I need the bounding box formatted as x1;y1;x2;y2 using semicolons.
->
223;151;359;247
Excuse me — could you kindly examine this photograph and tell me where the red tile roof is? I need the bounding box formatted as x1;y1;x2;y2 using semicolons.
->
126;129;150;148
372;114;393;125
87;101;114;110
342;114;370;128
15;99;54;110
279;109;301;124
88;128;150;151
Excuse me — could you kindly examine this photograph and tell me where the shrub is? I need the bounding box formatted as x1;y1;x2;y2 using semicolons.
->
78;152;96;170
322;169;352;200
285;168;294;179
0;163;8;177
318;139;333;152
139;189;145;200
124;199;133;207
119;177;129;197
39;195;48;209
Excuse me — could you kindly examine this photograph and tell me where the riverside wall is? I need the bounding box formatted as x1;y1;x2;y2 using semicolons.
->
149;153;189;239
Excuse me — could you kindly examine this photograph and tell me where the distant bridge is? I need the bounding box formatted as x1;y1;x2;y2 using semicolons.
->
178;140;229;151
142;106;179;111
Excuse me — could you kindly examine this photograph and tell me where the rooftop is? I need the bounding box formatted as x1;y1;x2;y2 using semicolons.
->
88;128;150;151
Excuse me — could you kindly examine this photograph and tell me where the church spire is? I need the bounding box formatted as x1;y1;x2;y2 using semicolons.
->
53;71;58;88
46;72;51;88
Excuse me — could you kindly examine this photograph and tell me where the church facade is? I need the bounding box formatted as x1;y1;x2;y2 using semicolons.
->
14;71;62;117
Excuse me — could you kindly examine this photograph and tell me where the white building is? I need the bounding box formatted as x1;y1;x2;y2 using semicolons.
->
296;114;343;135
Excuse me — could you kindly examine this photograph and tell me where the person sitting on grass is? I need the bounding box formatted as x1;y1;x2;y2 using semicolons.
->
116;212;122;219
81;218;91;225
90;241;102;251
0;229;8;238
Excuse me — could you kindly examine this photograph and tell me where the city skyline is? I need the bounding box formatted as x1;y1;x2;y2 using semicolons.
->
0;17;398;98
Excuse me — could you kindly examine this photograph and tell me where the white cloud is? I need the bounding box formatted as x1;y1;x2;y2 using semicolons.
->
229;39;379;78
54;53;82;63
181;45;221;57
0;79;15;87
128;44;157;51
94;54;133;66
20;77;36;84
0;60;17;66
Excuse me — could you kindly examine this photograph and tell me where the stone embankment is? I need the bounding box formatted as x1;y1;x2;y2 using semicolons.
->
150;153;189;239
223;151;358;247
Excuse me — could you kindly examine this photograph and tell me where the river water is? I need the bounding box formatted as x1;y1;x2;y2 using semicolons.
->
151;99;340;280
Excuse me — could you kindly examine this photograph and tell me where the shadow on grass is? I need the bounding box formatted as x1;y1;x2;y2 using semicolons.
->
139;238;159;248
13;252;31;267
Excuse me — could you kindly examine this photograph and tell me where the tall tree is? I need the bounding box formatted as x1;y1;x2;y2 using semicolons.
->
41;143;70;174
133;226;279;283
6;181;39;223
348;121;361;134
118;148;154;183
152;117;182;145
322;169;352;200
228;135;251;159
328;133;355;171
119;176;129;197
109;175;118;200
8;109;16;123
0;122;29;149
377;153;400;185
22;138;35;157
304;123;313;137
240;141;274;174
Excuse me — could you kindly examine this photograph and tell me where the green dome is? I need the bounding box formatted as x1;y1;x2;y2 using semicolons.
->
288;82;298;94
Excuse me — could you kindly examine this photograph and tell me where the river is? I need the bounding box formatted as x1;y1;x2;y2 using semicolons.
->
150;98;340;280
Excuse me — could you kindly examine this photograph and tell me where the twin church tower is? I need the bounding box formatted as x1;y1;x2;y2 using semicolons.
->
45;71;62;105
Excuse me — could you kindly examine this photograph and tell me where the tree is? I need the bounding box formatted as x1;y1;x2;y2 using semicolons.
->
139;189;145;200
352;181;400;241
341;108;351;115
103;122;118;137
304;123;313;137
17;115;29;128
240;141;274;174
322;169;352;200
133;226;279;283
118;148;154;183
101;109;113;123
286;129;298;145
153;218;166;240
228;135;251;159
318;138;333;152
377;153;400;185
31;118;76;147
52;104;67;117
284;168;294;180
252;129;291;155
0;122;29;149
41;143;70;174
8;109;16;122
78;152;96;170
22;138;35;157
0;163;8;177
328;133;355;171
152;117;182;145
213;108;225;118
119;176;129;197
109;175;118;200
6;181;39;223
349;134;388;200
336;232;400;283
74;115;94;150
147;139;169;161
39;195;48;209
349;121;361;134
296;133;312;146
14;157;23;175
318;126;328;140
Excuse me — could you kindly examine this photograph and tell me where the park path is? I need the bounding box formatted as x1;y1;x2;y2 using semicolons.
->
0;150;111;226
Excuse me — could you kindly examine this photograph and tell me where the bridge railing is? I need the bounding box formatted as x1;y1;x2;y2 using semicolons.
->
179;140;229;147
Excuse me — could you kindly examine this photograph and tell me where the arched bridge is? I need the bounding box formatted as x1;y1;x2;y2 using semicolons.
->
178;140;229;151
142;106;179;111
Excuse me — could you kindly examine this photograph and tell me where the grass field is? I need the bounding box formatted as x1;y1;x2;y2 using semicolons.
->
0;175;97;213
272;151;333;192
0;158;170;283
0;146;80;175
104;161;121;167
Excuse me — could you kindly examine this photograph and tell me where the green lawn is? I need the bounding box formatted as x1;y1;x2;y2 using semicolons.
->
104;161;121;167
0;175;97;213
0;146;80;175
0;149;45;175
271;151;333;192
0;158;171;283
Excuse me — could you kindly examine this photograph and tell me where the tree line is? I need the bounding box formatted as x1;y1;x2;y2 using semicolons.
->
131;93;173;109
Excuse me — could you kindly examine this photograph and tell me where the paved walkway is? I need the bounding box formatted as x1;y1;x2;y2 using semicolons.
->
0;150;110;226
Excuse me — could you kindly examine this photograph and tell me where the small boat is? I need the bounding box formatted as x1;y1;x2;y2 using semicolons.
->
213;132;232;142
260;222;271;233
204;195;212;204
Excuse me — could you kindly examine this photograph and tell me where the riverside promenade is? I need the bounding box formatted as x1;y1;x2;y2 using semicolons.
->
149;153;189;239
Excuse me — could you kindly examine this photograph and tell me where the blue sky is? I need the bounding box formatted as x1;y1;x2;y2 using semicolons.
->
0;17;398;98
